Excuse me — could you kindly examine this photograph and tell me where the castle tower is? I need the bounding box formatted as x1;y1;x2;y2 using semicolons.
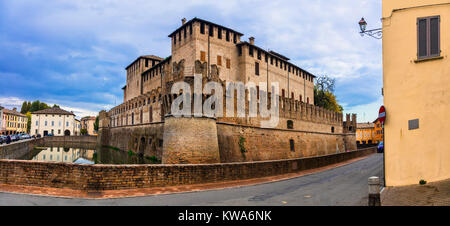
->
161;68;221;164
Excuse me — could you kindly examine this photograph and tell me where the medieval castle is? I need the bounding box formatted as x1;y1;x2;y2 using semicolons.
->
98;18;357;164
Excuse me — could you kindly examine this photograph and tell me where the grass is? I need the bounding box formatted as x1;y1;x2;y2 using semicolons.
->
145;155;161;164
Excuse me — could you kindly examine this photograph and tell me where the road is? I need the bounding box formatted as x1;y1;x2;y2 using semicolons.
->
0;153;383;206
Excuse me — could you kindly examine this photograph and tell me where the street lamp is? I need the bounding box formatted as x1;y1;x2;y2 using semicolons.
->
358;17;382;39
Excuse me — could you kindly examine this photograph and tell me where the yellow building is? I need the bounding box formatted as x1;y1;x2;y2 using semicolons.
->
382;0;450;186
373;118;384;144
2;108;27;135
356;122;376;145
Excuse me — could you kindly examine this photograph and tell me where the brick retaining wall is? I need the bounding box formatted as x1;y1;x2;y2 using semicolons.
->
0;147;376;191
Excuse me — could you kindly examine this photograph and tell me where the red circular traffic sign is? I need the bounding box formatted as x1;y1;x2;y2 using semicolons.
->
378;105;386;124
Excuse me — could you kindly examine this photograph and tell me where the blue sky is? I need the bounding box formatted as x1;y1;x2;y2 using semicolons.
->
0;0;382;122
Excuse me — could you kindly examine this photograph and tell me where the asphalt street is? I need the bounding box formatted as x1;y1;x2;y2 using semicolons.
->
0;153;384;206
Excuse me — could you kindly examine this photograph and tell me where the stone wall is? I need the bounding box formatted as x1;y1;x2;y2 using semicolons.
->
217;122;356;163
99;122;164;159
0;147;376;191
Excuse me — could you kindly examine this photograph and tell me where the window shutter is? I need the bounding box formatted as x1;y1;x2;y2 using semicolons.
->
418;18;427;58
430;17;440;56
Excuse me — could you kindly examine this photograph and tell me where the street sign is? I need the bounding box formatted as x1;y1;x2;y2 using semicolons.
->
378;106;386;124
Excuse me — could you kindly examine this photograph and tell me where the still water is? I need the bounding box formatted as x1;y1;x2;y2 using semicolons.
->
18;146;160;165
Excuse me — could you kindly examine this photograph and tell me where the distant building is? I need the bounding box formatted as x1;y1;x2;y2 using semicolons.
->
356;122;376;145
74;119;81;136
30;107;77;136
1;107;27;135
81;116;96;135
383;0;450;186
373;118;384;144
0;106;4;135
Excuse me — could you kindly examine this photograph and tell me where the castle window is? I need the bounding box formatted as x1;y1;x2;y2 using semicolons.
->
257;50;261;60
270;57;273;65
418;16;440;59
233;33;237;43
289;139;295;152
282;89;285;98
200;51;206;62
287;120;294;129
209;24;213;37
299;95;302;102
189;24;192;35
200;23;205;34
173;34;176;45
291;92;294;99
218;27;222;39
226;30;230;41
249;46;254;57
178;30;181;41
331;127;335;133
256;86;260;99
275;59;278;67
255;62;259;75
307;97;309;104
238;45;242;56
145;59;148;67
265;54;268;62
217;55;222;66
226;59;231;69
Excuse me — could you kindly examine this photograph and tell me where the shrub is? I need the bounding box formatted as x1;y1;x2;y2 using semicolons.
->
419;179;427;185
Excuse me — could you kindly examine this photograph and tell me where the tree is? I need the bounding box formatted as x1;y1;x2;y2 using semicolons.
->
26;112;31;133
94;116;99;132
80;128;88;135
30;101;40;112
20;101;30;114
314;75;343;113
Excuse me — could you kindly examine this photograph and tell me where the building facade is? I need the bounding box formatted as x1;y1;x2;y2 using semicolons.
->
1;108;27;135
74;119;81;136
100;18;357;164
382;0;450;186
30;107;77;136
81;116;96;135
0;106;3;135
356;122;375;145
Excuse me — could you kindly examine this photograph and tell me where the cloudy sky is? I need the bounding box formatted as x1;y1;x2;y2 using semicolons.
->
0;0;382;122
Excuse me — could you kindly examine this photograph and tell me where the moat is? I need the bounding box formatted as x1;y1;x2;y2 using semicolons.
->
6;145;161;165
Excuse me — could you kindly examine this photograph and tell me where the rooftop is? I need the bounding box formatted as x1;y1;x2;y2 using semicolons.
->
168;17;244;38
32;107;75;116
2;108;26;117
357;122;375;129
125;55;164;70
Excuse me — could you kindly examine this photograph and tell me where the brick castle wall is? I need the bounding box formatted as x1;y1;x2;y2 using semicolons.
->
0;147;376;191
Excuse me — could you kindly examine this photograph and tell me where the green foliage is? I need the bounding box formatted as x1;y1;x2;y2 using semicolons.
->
92;152;98;164
80;128;88;135
239;136;247;155
94;116;99;132
128;150;134;156
145;155;161;164
26;112;31;133
314;75;343;113
419;179;427;185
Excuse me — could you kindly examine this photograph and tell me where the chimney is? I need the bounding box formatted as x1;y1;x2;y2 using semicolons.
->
181;18;186;25
249;37;255;45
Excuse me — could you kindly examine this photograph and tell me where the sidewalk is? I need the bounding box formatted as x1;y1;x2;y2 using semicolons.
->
381;178;450;206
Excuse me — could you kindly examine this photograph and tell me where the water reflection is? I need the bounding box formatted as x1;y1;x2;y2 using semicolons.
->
20;146;159;165
30;147;95;164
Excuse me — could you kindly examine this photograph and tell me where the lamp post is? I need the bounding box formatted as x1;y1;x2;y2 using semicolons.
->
358;17;382;39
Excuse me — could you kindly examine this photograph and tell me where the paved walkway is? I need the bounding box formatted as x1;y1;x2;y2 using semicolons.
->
382;178;450;206
0;153;383;206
